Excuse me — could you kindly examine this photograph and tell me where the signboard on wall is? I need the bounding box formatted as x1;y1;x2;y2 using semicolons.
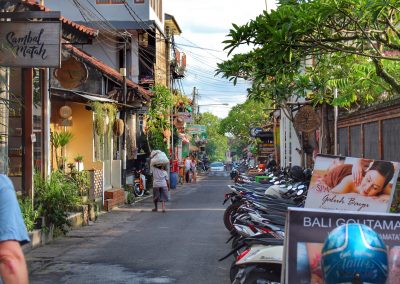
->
186;125;206;134
284;208;400;284
305;154;400;213
0;22;61;67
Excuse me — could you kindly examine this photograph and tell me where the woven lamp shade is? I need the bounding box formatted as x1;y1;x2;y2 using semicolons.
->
113;119;124;136
59;106;72;119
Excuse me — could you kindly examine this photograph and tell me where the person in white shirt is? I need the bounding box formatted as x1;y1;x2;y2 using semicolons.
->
151;165;170;212
185;156;192;183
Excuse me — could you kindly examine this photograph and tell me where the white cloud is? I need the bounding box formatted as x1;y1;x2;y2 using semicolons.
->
164;0;277;118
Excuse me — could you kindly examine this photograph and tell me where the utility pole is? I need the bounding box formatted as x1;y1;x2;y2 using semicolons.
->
121;39;127;186
192;87;198;122
265;0;268;11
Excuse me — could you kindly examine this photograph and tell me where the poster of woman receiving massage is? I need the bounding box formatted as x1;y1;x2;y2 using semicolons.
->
305;154;400;212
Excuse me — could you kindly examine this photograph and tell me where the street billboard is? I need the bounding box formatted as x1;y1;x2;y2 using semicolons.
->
304;154;400;212
284;208;400;284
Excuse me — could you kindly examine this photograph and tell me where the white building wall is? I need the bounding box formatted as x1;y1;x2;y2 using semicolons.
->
280;109;301;168
44;0;163;31
45;0;148;23
130;31;140;84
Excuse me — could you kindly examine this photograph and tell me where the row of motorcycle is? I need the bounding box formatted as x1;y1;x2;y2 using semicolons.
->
220;166;311;284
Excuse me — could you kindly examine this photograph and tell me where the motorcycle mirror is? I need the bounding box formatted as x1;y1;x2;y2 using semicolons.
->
298;185;305;189
297;189;304;195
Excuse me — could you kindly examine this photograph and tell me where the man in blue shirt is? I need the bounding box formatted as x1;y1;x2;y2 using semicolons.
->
0;175;29;284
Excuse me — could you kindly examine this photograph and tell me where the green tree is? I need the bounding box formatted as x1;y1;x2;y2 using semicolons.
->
219;0;400;94
197;112;228;161
146;85;173;154
220;99;271;142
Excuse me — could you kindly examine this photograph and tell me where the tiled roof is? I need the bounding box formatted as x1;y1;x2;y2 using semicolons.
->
63;43;152;99
23;0;98;37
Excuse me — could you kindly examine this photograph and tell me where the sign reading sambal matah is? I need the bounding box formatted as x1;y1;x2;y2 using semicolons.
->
0;22;61;67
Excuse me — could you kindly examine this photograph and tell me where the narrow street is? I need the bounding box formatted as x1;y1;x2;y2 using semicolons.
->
26;174;232;284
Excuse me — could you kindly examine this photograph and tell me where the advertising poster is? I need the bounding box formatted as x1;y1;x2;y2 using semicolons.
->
304;154;400;212
285;208;400;284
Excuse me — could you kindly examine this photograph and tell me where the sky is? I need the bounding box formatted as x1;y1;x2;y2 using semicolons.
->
164;0;277;118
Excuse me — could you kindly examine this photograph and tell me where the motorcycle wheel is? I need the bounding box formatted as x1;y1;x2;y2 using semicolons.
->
223;202;241;232
134;184;145;197
230;262;239;283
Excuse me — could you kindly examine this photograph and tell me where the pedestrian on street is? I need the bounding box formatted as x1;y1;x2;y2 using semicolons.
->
0;174;30;284
151;165;170;213
191;156;197;183
185;155;192;183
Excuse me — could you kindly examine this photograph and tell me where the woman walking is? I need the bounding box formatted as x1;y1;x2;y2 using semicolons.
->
151;164;170;212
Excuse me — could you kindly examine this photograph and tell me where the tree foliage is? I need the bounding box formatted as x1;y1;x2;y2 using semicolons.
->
147;85;173;153
197;112;228;162
220;99;271;142
216;0;400;108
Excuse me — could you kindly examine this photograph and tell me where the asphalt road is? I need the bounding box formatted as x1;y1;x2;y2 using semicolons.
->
26;172;232;284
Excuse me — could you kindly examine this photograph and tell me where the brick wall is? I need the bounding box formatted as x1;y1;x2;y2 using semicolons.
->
89;169;103;200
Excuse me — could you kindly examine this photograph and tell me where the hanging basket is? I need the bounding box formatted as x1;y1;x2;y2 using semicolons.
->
113;119;124;136
95;118;107;136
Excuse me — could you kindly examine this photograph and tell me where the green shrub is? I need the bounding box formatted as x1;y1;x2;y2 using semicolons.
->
18;197;40;232
127;191;135;204
70;170;91;198
34;171;80;234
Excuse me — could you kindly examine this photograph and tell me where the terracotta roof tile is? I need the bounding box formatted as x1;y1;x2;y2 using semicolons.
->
23;0;98;37
63;43;152;99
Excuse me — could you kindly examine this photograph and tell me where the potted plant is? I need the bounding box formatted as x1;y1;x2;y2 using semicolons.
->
51;131;73;171
74;154;84;171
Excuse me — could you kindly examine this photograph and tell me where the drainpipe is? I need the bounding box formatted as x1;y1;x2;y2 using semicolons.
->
121;40;127;186
334;88;338;155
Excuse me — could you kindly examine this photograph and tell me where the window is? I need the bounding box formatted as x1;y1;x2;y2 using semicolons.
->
96;0;126;4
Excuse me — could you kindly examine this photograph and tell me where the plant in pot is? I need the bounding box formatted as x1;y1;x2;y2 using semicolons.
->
70;170;91;203
51;131;73;171
74;154;84;171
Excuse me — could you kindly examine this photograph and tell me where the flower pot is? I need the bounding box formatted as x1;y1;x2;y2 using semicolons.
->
75;162;84;171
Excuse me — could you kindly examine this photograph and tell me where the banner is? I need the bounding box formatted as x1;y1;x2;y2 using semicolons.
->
186;124;206;134
304;154;400;212
284;208;400;284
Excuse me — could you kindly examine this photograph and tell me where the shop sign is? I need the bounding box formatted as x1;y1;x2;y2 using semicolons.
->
284;208;400;284
54;57;88;89
0;22;61;67
305;154;400;213
294;105;320;133
177;112;192;123
186;125;206;134
250;127;262;137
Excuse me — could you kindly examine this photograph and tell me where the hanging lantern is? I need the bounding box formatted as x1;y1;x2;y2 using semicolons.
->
113;119;124;136
59;105;72;119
